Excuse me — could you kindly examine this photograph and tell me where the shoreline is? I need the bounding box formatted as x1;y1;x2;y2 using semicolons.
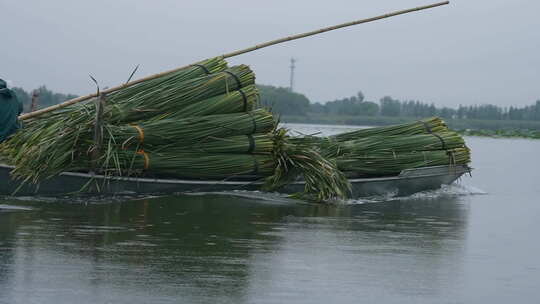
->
280;115;540;139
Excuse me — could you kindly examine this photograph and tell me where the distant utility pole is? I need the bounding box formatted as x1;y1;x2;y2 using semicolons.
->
289;58;296;92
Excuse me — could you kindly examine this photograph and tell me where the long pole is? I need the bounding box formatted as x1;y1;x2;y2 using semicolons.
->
20;1;449;121
221;1;449;58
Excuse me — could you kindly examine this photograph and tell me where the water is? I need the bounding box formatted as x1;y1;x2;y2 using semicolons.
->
1;124;540;304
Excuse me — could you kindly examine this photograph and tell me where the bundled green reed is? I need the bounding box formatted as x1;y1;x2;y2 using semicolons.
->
331;117;449;142
336;148;471;176
2;57;234;176
21;57;229;125
108;64;256;123
101;150;276;180
263;129;351;201
1;109;275;183
324;131;466;157
108;109;276;148
153;134;274;154
0;60;255;183
85;129;351;202
84;127;350;201
286;118;471;181
107;57;229;103
148;84;259;120
2;115;94;182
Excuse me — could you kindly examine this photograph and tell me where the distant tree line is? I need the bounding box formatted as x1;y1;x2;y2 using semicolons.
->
258;85;540;122
11;84;540;123
11;86;78;112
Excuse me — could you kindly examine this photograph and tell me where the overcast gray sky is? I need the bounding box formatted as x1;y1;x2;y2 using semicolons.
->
2;0;539;107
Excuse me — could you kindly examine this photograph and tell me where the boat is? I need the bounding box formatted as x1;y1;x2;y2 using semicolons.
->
0;163;470;198
1;3;459;200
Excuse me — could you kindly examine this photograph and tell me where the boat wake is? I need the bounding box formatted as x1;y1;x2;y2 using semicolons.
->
186;190;304;205
187;183;487;206
0;204;35;212
344;183;487;205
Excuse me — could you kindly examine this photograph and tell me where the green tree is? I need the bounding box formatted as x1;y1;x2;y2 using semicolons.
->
379;96;401;117
258;84;310;116
11;86;77;112
357;91;365;103
11;87;31;111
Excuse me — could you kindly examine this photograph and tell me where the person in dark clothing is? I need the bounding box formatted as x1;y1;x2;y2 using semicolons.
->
0;79;23;142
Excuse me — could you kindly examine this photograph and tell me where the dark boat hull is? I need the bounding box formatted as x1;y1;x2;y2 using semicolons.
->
0;164;470;198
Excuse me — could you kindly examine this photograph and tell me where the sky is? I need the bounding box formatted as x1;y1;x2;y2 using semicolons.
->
1;0;539;108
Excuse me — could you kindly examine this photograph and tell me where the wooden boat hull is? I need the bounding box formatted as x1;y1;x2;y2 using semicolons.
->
0;164;470;198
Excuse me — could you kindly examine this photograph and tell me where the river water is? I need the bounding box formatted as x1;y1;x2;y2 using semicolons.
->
1;123;539;304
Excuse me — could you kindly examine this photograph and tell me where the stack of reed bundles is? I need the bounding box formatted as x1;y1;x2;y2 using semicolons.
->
0;57;350;201
290;118;471;177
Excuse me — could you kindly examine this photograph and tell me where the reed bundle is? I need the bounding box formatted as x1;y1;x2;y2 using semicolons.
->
20;57;229;125
154;134;275;154
108;65;255;123
151;84;259;120
331;117;448;142
324;131;466;157
108;109;276;149
107;57;228;103
88;129;350;200
103;150;276;180
1;109;275;182
0;60;256;183
263;129;351;201
287;118;471;179
336;148;471;176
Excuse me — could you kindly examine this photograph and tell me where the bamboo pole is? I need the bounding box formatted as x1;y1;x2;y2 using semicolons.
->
20;1;449;121
222;1;449;58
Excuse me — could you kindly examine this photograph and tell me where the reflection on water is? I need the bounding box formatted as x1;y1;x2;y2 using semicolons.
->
0;190;470;304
